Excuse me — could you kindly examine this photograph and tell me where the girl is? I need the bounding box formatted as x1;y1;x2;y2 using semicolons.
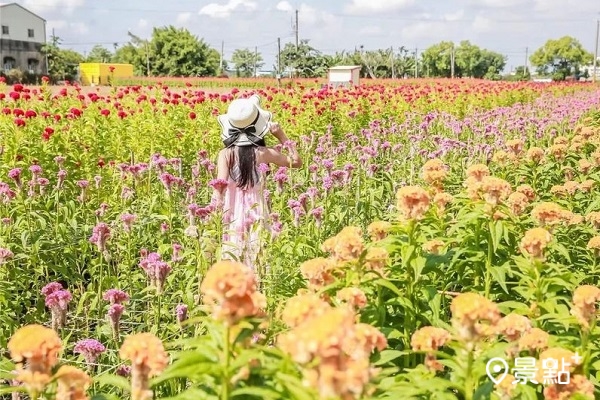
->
212;95;302;272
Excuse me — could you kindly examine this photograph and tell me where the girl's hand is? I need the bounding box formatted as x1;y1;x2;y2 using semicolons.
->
269;122;281;134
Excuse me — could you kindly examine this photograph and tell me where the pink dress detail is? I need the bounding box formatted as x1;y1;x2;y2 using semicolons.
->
221;166;269;271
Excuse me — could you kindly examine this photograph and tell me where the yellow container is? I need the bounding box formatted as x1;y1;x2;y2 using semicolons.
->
78;63;134;86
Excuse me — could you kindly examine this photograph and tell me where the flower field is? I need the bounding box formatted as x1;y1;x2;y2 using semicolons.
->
1;79;600;399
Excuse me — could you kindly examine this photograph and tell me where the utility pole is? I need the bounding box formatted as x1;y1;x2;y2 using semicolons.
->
524;46;529;76
414;47;418;78
295;9;299;48
450;44;455;79
220;40;224;74
254;46;258;77
594;19;599;83
145;42;150;76
390;46;395;79
277;37;281;86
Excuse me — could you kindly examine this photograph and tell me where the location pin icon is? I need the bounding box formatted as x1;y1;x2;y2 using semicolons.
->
486;357;509;385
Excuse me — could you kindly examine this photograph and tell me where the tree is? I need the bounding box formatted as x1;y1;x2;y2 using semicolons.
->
421;41;506;79
86;45;113;63
530;36;593;80
40;35;84;82
279;40;330;78
149;26;220;77
231;48;263;77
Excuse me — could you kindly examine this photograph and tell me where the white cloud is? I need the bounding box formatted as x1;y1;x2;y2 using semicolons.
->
345;0;416;15
23;0;84;15
444;10;464;21
471;15;494;33
137;19;148;29
69;21;88;35
176;12;192;24
358;26;383;36
276;1;293;13
478;0;523;8
199;0;257;19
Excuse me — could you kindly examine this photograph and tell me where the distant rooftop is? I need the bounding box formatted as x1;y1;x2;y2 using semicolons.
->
0;2;46;21
328;65;361;70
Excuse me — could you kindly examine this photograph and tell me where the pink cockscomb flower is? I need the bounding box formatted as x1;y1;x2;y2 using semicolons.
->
0;248;14;265
139;252;172;293
208;178;228;192
120;213;137;233
103;288;129;304
107;303;125;340
41;281;64;296
89;222;111;253
44;288;72;331
176;303;188;326
74;338;106;366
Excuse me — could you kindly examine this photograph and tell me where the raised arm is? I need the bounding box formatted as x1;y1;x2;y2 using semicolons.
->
267;123;302;168
212;149;230;206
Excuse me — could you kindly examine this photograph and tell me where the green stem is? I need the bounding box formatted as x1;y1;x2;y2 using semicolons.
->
484;227;493;298
464;349;474;400
221;325;231;400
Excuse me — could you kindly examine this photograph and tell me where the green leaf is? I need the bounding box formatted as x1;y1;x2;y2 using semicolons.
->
230;386;281;399
93;374;131;392
373;278;405;297
372;349;410;366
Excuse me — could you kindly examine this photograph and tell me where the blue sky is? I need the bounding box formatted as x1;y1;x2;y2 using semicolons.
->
11;0;600;73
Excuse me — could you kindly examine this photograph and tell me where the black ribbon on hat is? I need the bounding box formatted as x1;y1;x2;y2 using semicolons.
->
223;112;262;147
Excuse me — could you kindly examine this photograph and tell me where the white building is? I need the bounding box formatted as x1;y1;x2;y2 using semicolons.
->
0;2;47;74
328;65;361;88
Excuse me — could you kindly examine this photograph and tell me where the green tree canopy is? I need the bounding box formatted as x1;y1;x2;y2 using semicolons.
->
421;41;506;79
530;36;593;80
279;40;330;78
86;45;113;63
231;48;264;77
40;35;84;82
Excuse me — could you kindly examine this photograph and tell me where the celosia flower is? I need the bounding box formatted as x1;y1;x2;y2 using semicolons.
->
175;304;188;326
323;226;365;262
336;287;367;310
119;333;169;400
535;347;581;384
421;158;448;188
507;192;529;216
300;257;337;290
54;365;91;400
366;221;392;242
433;192;453;213
89;222;111;253
505;139;524;156
450;293;501;343
73;339;106;366
494;373;516;400
516;184;536;202
465;164;490;182
517;327;549;352
0;247;14;265
479;176;512;206
103;289;129;304
364;247;389;276
570;285;600;330
422;239;445;255
527;147;545;163
396;186;430;220
411;326;451;352
519;227;552;260
8;324;62;375
542;374;594;400
43;287;72;331
280;292;332;328
531;202;570;227
496;313;532;341
200;261;266;325
138;252;172;293
120;213;137;233
108;304;125;340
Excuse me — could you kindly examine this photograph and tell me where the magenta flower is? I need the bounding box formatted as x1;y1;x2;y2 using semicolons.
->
161;222;169;233
8;168;21;187
103;289;129;304
56;169;67;189
0;247;13;265
94;175;102;189
54;156;65;166
76;180;89;189
172;243;183;263
116;364;131;377
120;213;137;233
29;164;42;177
74;339;106;366
89;222;111;253
41;281;64;296
44;288;72;331
139;252;172;293
310;207;324;228
208;178;228;192
107;303;125;339
176;303;188;326
257;163;269;174
159;172;177;195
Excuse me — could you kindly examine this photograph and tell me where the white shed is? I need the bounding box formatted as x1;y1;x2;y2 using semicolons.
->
328;65;361;88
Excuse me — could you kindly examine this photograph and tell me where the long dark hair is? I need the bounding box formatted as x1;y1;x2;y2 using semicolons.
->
227;139;265;190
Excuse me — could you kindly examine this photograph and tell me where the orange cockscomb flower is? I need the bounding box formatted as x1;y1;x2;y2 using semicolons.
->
450;293;501;343
519;227;552;260
367;221;392;242
120;332;169;400
281;292;332;328
496;313;532;341
364;247;389;275
586;237;600;252
548;144;567;161
422;239;445;255
507;192;529;216
200;260;267;325
421;158;448;188
563;180;579;195
579;159;593;174
531;202;570;227
527;147;545;163
54;365;91;400
344;322;388;360
395;185;430;221
479;176;512;206
300;257;337;290
332;226;365;261
505;139;524;156
492;150;509;164
433;192;453;213
8;324;62;375
571;285;600;330
543;374;594;400
411;326;452;372
579;179;595;193
517;327;549;353
336;287;368;311
465;163;490;182
516;184;536;202
585;211;600;229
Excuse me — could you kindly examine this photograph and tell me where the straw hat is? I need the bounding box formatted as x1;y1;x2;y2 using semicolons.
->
217;95;272;147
